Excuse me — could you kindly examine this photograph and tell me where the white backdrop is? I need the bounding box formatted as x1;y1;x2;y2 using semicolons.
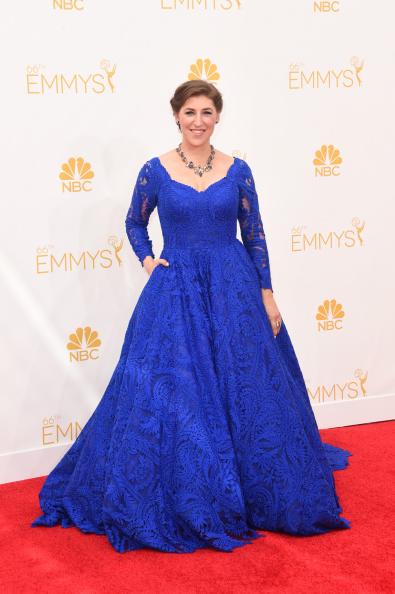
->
1;0;394;484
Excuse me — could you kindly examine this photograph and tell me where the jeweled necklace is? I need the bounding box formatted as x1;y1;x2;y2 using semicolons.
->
176;143;216;177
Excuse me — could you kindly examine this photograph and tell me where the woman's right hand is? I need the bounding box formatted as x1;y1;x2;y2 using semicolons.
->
143;255;170;275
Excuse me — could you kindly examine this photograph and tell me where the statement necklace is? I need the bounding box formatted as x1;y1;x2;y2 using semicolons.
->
176;143;216;177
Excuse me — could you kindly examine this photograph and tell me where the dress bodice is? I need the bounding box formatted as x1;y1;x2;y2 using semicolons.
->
125;156;273;290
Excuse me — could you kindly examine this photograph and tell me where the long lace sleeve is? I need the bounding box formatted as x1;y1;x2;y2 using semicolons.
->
237;160;273;291
125;160;158;267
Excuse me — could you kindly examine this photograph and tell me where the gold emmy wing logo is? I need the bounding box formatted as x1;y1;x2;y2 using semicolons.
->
67;326;101;362
59;157;94;192
188;59;220;82
42;416;82;446
36;236;123;274
313;1;341;13
26;59;116;95
313;144;342;176
291;218;365;252
289;57;364;90
307;368;368;403
316;299;345;331
53;0;85;11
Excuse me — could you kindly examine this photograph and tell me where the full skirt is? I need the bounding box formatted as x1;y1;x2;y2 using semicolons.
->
32;240;352;553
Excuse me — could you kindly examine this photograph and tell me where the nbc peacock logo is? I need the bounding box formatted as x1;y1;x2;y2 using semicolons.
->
59;157;94;192
67;326;101;362
306;368;369;403
313;144;343;176
315;299;345;331
188;59;220;82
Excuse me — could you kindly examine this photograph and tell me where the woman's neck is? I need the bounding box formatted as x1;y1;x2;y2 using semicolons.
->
179;141;213;165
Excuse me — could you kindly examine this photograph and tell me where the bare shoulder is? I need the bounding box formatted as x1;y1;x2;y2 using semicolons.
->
158;149;178;166
211;149;235;168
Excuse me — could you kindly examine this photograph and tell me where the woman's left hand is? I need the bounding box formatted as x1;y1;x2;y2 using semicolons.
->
261;289;282;338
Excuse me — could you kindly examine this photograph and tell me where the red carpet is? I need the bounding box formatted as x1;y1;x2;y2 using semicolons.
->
0;420;394;594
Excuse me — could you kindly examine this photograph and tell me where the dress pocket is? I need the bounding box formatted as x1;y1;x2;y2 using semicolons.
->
150;264;162;276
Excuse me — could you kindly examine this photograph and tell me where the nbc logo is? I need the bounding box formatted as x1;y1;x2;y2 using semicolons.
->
53;1;86;11
59;157;94;192
313;144;342;176
188;59;219;82
313;1;341;12
315;299;345;331
67;326;101;362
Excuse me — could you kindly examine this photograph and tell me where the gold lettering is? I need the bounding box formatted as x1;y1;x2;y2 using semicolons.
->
92;73;107;94
77;74;91;94
36;254;49;274
335;383;347;401
303;233;317;250
291;234;302;252
69;252;86;270
322;384;336;401
343;69;354;88
50;253;67;272
332;231;344;248
307;386;321;403
100;249;112;269
344;230;356;247
348;381;359;399
318;233;333;248
86;250;100;268
59;74;78;93
42;425;55;446
316;70;331;87
57;422;73;441
41;74;58;93
300;70;315;88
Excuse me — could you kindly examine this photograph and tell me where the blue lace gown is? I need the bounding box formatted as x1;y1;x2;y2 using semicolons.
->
32;156;352;553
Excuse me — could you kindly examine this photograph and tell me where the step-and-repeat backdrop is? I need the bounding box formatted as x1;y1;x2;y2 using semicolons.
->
1;1;394;483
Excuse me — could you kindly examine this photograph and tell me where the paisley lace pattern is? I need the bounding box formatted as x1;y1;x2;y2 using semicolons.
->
31;156;352;553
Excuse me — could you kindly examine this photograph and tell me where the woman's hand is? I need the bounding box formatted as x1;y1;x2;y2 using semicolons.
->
261;289;282;338
143;255;170;275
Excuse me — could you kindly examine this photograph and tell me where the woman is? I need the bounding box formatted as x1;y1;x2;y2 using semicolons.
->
32;80;352;553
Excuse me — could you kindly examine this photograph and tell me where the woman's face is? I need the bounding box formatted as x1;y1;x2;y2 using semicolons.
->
175;95;219;146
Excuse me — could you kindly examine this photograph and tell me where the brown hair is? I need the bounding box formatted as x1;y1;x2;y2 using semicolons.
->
170;80;223;115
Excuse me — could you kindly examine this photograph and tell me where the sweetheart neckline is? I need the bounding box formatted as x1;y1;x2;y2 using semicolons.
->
154;156;238;194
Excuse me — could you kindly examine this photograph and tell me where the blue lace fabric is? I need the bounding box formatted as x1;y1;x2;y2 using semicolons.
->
31;157;352;553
